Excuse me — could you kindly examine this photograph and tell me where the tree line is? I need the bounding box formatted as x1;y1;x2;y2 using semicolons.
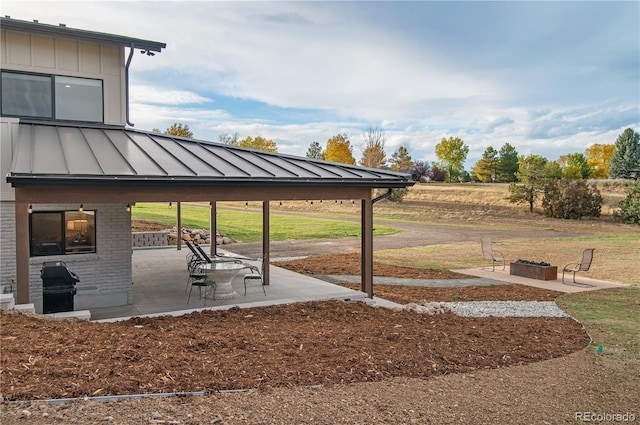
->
152;123;639;223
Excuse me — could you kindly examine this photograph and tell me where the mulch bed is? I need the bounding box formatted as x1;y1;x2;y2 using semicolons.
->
274;253;470;279
0;252;587;402
0;301;588;401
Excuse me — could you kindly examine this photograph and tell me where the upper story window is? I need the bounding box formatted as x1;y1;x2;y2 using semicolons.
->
1;71;103;123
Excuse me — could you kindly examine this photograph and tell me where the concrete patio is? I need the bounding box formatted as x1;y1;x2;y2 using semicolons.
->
90;247;374;321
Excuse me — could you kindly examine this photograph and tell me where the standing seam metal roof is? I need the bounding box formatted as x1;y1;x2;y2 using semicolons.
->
7;123;413;187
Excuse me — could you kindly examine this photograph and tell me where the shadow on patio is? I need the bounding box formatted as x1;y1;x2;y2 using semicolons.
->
90;247;368;321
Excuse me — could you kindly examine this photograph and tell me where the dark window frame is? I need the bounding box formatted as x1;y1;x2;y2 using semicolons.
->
0;70;104;123
29;210;97;257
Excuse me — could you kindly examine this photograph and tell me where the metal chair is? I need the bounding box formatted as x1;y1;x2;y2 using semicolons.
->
243;255;266;296
481;237;505;271
187;260;216;305
562;249;595;284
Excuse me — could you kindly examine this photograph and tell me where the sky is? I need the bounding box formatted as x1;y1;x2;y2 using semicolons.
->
2;1;639;169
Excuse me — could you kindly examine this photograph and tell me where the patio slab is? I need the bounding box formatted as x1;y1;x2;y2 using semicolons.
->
453;265;626;293
90;247;372;321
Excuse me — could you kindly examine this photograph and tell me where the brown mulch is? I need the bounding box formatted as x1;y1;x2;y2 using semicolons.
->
0;301;587;401
337;283;565;304
274;252;470;279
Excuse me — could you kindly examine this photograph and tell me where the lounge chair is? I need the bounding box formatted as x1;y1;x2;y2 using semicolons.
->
481;237;505;271
562;249;595;284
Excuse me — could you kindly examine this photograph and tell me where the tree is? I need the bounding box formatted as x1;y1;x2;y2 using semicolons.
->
560;153;591;179
324;134;356;164
472;146;499;182
359;127;387;169
164;123;194;138
219;132;239;145
430;164;447;182
614;180;640;224
496;143;519;182
389;145;413;173
542;179;602;219
508;154;557;213
609;128;640;179
410;160;430;182
435;136;469;182
235;136;278;152
585;143;614;179
306;141;324;160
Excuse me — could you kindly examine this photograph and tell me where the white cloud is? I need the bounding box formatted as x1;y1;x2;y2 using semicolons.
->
130;85;211;105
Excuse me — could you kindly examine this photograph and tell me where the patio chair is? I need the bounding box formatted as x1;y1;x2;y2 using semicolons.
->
562;248;595;284
481;237;505;271
186;260;216;305
243;255;266;296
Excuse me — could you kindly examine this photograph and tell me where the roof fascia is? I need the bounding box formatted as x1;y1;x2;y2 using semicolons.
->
1;17;166;52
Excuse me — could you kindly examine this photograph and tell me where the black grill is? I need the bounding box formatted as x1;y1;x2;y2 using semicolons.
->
41;261;79;314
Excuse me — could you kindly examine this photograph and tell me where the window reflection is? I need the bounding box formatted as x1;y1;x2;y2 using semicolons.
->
30;211;96;256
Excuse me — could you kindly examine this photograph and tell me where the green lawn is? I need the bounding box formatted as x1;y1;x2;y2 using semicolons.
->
557;287;640;362
132;203;399;243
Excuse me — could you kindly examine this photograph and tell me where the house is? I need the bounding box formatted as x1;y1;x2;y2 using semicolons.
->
1;17;413;314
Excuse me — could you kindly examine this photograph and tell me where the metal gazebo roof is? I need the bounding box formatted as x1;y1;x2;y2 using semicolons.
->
7;123;413;188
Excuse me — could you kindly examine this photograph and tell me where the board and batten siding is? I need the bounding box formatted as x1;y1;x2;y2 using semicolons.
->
0;29;126;126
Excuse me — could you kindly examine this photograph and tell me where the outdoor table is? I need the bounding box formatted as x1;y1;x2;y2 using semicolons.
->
202;262;245;300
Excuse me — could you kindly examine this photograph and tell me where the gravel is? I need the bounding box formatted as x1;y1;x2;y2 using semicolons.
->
429;300;572;318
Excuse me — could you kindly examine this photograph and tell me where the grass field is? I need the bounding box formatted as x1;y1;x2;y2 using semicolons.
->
132;202;399;243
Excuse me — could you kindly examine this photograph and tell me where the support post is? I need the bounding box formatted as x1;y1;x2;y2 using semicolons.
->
361;199;374;298
15;200;30;304
210;201;217;257
176;201;182;250
263;201;270;286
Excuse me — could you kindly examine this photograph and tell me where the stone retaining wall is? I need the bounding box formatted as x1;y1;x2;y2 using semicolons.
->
132;229;232;248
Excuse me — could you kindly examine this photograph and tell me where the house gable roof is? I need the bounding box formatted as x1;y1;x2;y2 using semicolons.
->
7;123;413;188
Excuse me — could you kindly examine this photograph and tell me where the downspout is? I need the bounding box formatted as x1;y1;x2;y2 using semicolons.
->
372;188;393;205
125;44;135;127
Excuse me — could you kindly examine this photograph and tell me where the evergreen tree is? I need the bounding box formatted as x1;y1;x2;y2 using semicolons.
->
389;145;414;173
306;141;324;160
508;154;558;212
609;128;640;179
496;143;519;182
472;146;499;182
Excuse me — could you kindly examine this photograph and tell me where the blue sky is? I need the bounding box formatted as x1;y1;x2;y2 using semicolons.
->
3;1;639;168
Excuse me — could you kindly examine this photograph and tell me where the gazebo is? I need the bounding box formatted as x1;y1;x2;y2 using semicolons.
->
7;122;414;307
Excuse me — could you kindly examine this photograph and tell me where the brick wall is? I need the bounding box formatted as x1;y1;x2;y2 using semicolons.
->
0;201;17;294
0;201;132;312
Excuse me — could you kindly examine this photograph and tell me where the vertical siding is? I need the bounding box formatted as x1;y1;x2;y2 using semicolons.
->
0;29;126;126
0;118;20;201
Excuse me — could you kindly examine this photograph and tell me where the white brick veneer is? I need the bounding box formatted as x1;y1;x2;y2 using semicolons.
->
0;202;132;313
